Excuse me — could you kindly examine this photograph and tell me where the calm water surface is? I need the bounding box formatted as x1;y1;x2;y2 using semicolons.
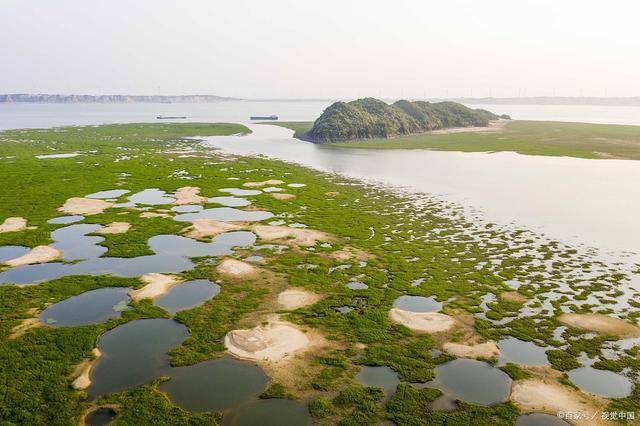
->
155;279;220;314
40;287;130;326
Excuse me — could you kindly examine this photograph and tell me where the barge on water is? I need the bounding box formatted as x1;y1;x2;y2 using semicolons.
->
156;116;187;120
250;115;278;121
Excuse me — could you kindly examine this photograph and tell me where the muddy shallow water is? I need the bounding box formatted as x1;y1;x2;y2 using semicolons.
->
40;287;130;326
88;318;188;398
425;359;512;406
155;279;220;314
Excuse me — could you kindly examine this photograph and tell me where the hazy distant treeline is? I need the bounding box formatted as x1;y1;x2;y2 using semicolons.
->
445;97;640;106
0;94;236;103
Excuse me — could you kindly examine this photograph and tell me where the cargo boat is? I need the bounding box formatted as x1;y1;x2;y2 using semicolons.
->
156;116;187;120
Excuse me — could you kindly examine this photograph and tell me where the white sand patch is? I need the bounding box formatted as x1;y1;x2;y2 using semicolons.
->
511;379;608;426
225;320;310;361
96;222;131;235
59;197;113;215
253;225;330;247
559;313;640;337
140;212;171;218
389;308;456;333
5;245;62;267
0;217;30;233
185;219;244;239
129;273;182;301
174;186;207;205
71;348;101;390
271;193;296;200
242;179;284;188
278;288;321;310
428;119;507;135
217;258;258;278
443;341;500;358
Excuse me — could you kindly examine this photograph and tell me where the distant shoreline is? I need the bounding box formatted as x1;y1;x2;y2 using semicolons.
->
4;95;640;106
0;94;238;103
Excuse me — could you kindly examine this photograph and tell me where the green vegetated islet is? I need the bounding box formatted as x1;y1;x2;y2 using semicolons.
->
305;97;508;142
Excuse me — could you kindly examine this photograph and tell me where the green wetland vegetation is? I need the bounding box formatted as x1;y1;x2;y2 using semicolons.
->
271;119;640;160
0;122;639;425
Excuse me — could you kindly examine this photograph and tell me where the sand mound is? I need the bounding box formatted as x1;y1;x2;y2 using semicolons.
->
217;258;258;278
0;217;30;233
330;247;373;262
71;348;101;389
174;186;207;205
278;288;321;310
96;222;131;235
243;180;284;188
511;379;607;425
5;245;62;267
59;197;113;215
225;320;310;361
443;341;500;358
129;273;181;301
253;225;330;247
501;291;527;303
140;212;171;218
389;308;456;333
185;219;244;239
271;193;296;200
559;313;640;337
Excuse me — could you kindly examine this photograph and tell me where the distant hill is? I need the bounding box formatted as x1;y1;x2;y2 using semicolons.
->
305;98;507;143
0;94;237;103
447;96;640;106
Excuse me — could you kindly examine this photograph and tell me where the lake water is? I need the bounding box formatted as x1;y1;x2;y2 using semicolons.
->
205;123;640;258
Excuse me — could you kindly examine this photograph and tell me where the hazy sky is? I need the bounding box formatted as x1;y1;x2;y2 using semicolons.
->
2;0;639;99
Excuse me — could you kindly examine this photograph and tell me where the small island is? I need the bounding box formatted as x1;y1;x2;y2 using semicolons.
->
304;97;509;143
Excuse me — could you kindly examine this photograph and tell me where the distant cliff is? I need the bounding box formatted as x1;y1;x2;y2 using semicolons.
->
305;98;508;143
0;94;237;103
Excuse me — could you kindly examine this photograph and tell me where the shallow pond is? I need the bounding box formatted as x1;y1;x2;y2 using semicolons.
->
515;413;569;426
40;287;130;326
155;279;220;314
174;207;273;222
219;188;261;196
567;366;632;398
51;224;106;260
171;205;203;213
208;196;251;207
497;337;548;366
0;231;254;285
222;399;312;426
128;188;175;205
88;318;188;398
347;281;369;290
87;189;130;199
84;407;116;426
159;358;267;412
0;245;29;263
47;215;84;225
355;366;400;400
427;359;512;406
393;295;442;312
